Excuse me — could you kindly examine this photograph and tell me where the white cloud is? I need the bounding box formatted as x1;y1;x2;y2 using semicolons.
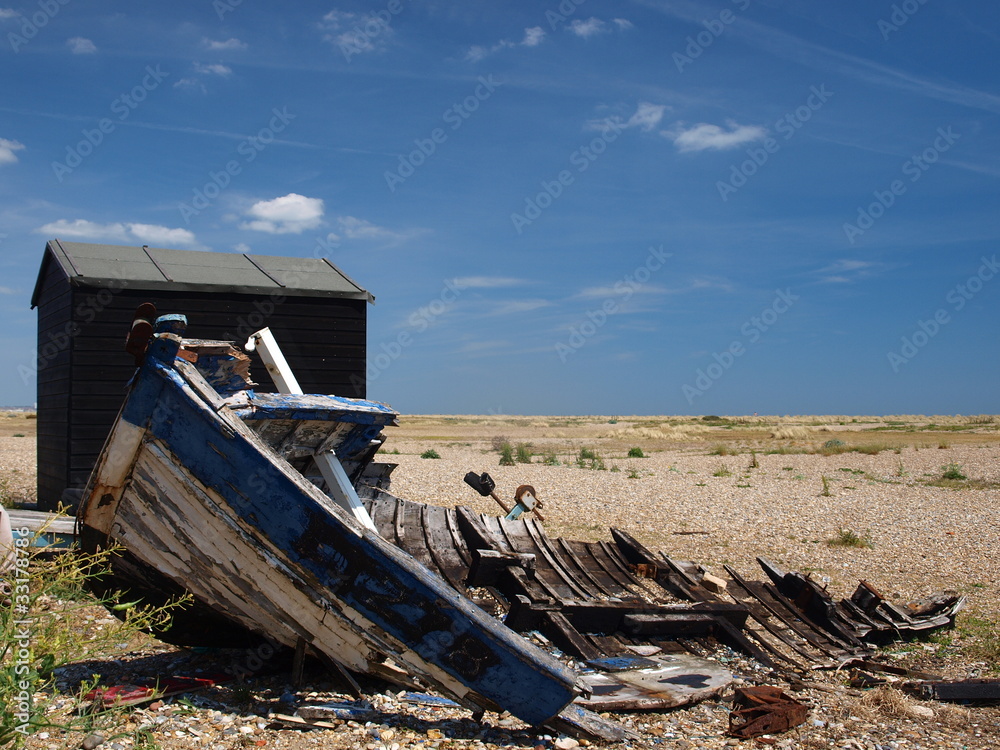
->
320;10;393;55
466;26;546;61
0;138;25;165
241;193;325;234
822;259;872;273
324;216;422;246
204;37;247;51
35;219;196;246
490;299;551;315
667;121;767;152
127;223;197;246
569;18;606;38
67;37;97;54
193;62;232;77
626;102;666;131
522;26;545;47
578;283;670;299
0;9;19;20
818;259;878;283
233;242;251;253
335;215;404;241
613;18;633;30
451;276;527;289
173;78;206;93
0;286;16;295
586;102;667;133
37;219;129;241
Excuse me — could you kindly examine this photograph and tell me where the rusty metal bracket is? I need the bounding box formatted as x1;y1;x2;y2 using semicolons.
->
728;685;808;739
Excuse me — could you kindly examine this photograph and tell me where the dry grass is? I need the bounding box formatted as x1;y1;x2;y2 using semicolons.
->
854;685;970;727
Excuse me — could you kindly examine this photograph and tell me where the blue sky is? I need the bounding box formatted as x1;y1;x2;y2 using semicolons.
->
1;0;998;415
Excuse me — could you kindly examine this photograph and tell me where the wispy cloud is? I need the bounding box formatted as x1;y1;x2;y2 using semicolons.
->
568;17;634;38
241;193;324;234
451;276;528;288
204;37;247;51
816;259;880;284
36;219;197;246
587;102;667;133
193;62;232;77
0;9;19;20
173;78;206;93
320;10;394;55
489;299;552;315
569;18;607;38
0;137;25;165
648;2;1000;115
67;37;96;54
578;283;671;299
329;216;422;246
666;121;767;152
466;26;546;62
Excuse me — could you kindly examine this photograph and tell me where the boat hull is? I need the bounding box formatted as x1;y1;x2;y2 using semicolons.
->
80;331;578;726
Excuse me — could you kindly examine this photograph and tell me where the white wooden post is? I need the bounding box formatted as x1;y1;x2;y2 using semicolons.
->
246;328;378;533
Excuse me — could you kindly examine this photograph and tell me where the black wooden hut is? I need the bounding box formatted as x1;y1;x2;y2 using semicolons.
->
30;239;374;511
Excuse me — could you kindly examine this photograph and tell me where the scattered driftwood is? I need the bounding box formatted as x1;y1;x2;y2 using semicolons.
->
902;678;1000;703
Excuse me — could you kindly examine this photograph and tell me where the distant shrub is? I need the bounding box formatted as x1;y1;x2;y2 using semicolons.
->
420;449;441;459
712;465;731;477
823;439;845;448
941;463;967;481
543;453;560;466
627;447;645;458
499;444;515;466
708;444;735;456
577;447;604;470
827;529;872;549
490;435;510;451
515;443;533;463
702;415;722;422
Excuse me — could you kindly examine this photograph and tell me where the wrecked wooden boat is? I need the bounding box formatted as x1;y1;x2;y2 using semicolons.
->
78;311;965;731
77;314;583;728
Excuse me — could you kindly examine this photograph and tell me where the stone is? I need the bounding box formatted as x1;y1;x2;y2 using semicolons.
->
81;734;105;750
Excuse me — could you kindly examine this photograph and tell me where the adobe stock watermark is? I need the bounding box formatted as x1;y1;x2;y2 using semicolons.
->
10;527;33;738
556;244;672;362
350;277;468;395
384;75;501;193
887;255;997;372
51;65;169;182
7;0;71;52
544;0;588;31
510;119;626;234
877;0;929;41
177;107;295;222
337;0;406;62
682;288;798;404
673;0;751;72
213;0;244;21
220;236;340;343
843;126;959;245
717;84;832;202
